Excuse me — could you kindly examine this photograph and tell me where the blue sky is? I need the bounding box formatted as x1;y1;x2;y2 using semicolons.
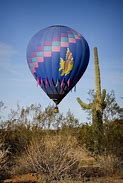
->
0;0;122;122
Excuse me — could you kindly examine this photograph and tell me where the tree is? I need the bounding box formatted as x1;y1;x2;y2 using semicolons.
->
103;90;120;121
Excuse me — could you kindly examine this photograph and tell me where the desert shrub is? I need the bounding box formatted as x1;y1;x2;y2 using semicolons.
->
0;121;45;154
74;124;94;152
97;154;120;175
0;142;10;180
14;135;84;182
2;123;30;154
0;143;8;170
103;120;123;158
71;120;123;158
0;121;46;172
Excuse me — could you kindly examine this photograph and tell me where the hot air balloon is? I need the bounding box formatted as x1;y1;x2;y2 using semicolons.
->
27;25;90;112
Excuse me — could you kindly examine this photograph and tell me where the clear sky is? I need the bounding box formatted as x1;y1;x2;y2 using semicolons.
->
0;0;122;122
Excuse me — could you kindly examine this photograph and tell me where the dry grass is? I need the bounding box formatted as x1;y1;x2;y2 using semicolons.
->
14;135;88;181
52;177;123;183
97;154;120;175
14;135;116;182
0;143;9;171
3;175;123;183
11;135;122;182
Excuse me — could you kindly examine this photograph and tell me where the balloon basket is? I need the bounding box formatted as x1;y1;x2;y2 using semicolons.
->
53;106;59;113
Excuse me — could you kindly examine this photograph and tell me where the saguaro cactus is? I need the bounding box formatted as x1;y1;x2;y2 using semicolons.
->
77;47;106;153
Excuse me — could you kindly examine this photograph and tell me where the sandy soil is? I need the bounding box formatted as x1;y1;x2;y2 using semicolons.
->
2;173;123;183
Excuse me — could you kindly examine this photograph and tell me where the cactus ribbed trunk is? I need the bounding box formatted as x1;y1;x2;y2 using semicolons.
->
94;47;101;101
77;47;106;154
93;47;104;153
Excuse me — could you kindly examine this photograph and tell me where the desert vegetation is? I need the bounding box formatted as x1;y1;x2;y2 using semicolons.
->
0;101;123;183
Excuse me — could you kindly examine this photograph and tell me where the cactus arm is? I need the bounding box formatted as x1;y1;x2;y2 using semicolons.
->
77;97;92;110
94;47;101;99
101;89;106;102
101;89;106;110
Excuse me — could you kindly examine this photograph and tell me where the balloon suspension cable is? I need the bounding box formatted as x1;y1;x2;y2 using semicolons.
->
74;85;76;92
53;104;59;113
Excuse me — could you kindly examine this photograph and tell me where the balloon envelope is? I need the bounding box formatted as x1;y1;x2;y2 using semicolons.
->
27;25;90;104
